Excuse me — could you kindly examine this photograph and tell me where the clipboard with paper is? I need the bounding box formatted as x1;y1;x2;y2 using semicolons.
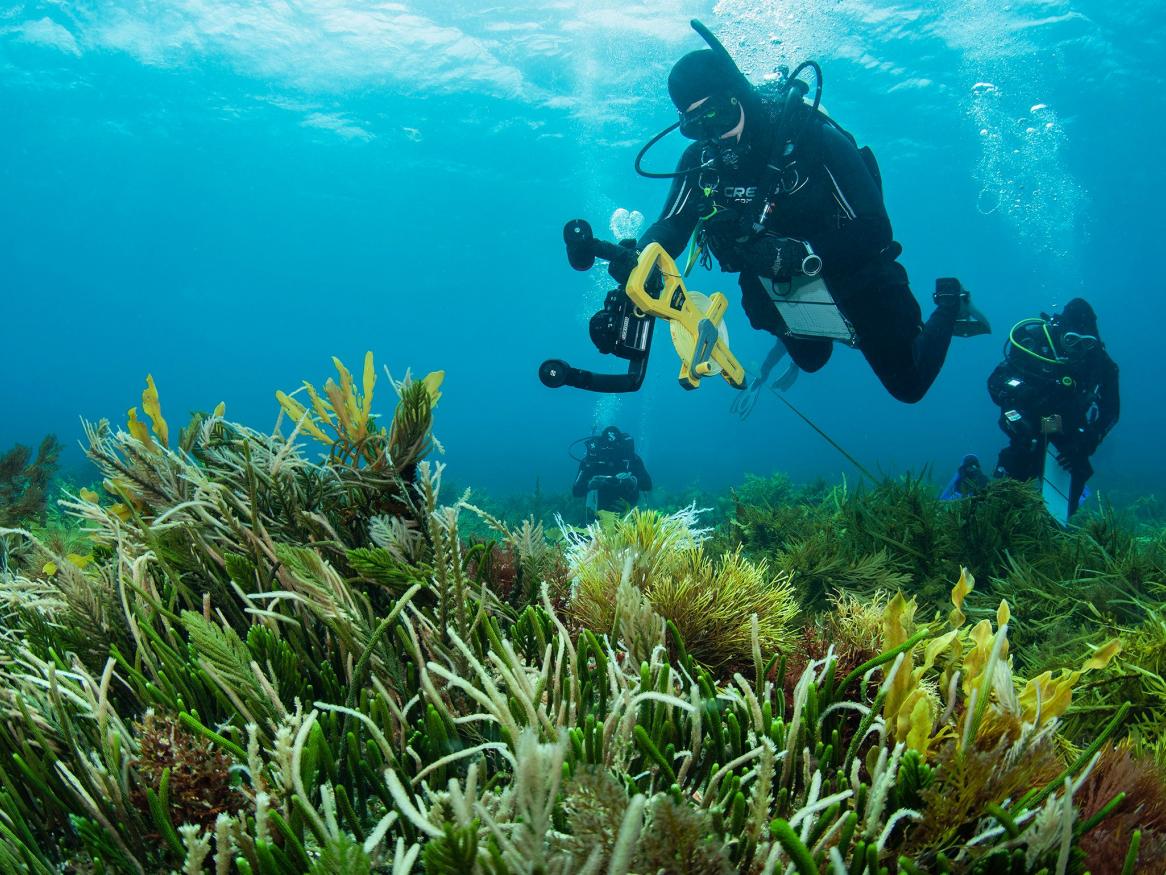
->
759;274;859;346
1041;442;1073;527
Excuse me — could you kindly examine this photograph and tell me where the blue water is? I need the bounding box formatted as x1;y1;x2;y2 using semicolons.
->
2;2;1163;505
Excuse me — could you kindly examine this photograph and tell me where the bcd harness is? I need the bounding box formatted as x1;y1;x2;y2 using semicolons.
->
686;104;884;347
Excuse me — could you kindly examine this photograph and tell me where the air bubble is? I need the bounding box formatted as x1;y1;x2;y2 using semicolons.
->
977;187;1002;215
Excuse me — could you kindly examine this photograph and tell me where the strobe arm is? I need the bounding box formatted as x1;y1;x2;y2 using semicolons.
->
541;218;655;394
538;356;650;393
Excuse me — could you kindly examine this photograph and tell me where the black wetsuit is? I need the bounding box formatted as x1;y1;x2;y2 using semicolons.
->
638;105;957;403
988;322;1119;513
572;434;653;513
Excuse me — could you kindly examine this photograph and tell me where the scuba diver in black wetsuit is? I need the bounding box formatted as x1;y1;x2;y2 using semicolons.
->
571;426;653;519
988;298;1119;516
940;454;989;501
605;21;990;404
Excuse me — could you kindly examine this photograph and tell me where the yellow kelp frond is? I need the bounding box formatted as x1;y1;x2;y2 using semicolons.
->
141;374;169;448
421;370;444;407
278;353;437;473
331;356;362;432
883;591;918;650
1018;638;1122;727
302;381;332;423
1085;638;1123;671
323;377;355;439
962;617;998;699
275;390;334;445
79;487;100;504
920;628;961;679
934;568;976;695
66;553;93;569
361;350;376;420
279;353;383;451
882;592;919;733
126;407;155;450
950;566;974;628
212;401;226;418
897;686;939;756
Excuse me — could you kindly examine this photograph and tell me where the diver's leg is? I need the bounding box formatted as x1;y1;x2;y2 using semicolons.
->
844;261;955;403
995;436;1043;482
783;336;833;372
738;273;833;372
1048;437;1095;515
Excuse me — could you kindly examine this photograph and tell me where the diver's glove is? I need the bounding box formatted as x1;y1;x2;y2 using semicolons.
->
744;236;809;282
614;472;639;499
606;240;640;285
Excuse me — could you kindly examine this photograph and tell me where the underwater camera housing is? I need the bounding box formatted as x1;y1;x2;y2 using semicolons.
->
539;219;657;393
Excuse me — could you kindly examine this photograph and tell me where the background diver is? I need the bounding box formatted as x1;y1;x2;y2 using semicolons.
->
987;298;1119;516
939;453;989;501
571;426;653;519
606;20;990;404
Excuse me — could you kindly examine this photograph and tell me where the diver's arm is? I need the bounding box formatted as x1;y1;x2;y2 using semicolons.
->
812;124;893;273
572;463;591;497
1088;357;1120;450
637;145;705;258
986;362;1012;408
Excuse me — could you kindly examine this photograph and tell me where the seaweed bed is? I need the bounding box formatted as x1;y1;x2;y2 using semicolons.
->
2;354;1165;874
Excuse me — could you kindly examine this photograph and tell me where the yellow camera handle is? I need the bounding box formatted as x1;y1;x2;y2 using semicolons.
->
625;243;747;391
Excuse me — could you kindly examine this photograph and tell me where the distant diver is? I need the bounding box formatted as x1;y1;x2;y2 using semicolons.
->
595;20;991;403
988;298;1119;518
571;426;653;519
939;453;989;501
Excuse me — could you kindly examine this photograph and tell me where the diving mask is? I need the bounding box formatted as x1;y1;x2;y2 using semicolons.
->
1061;331;1097;353
679;93;743;141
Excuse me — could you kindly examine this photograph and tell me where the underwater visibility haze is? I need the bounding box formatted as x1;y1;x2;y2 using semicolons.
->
8;3;1166;875
3;0;1164;502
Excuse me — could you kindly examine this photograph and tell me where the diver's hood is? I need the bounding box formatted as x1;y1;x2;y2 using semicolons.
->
635;21;757;177
637;20;815;178
1058;298;1098;336
669;49;751;111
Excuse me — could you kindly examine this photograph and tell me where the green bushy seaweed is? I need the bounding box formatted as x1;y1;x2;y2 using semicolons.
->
729;473;1165;665
0;435;61;575
0;360;1162;874
0;436;59;529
